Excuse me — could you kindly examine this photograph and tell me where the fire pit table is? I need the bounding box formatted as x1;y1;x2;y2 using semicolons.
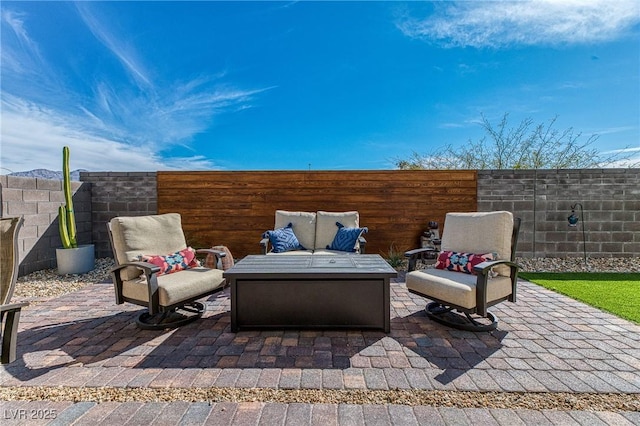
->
224;254;397;332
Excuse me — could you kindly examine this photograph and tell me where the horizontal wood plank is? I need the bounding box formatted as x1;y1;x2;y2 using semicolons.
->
158;171;477;259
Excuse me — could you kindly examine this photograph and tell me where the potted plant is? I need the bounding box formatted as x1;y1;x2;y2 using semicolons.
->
55;146;95;275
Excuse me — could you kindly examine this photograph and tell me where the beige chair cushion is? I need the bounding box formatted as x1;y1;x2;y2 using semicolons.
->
122;267;225;306
110;213;188;280
441;211;513;276
274;210;317;251
406;269;512;310
312;249;358;256
315;211;360;250
266;250;314;256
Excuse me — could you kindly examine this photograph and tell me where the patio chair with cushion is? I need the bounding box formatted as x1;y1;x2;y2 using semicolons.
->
404;211;521;332
1;216;28;363
108;213;227;330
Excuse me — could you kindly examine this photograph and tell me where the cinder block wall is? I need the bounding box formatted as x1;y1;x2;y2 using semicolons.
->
3;169;639;277
82;172;157;258
0;175;91;275
478;169;640;258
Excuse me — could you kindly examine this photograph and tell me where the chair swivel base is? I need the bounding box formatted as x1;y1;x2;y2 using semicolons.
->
425;302;498;332
136;302;205;330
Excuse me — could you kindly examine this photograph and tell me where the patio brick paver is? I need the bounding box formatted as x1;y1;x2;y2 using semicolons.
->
0;400;400;426
1;278;639;425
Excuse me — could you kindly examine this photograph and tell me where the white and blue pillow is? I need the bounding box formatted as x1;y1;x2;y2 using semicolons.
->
327;222;368;252
264;222;305;253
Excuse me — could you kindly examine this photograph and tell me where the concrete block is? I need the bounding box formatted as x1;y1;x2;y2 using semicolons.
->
589;233;612;243
545;232;569;242
7;201;37;215
597;200;617;210
588;211;613;222
622;221;640;233
7;176;36;189
50;191;65;203
22;236;39;253
36;178;62;190
38;202;62;214
126;202;151;211
602;168;629;175
108;202;128;211
624;200;640;211
38;224;57;238
2;187;23;201
22;213;51;226
623;242;640;253
19;225;38;239
555;242;583;253
613;211;636;222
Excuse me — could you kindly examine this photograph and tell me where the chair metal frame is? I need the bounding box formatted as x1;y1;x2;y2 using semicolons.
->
1;216;29;363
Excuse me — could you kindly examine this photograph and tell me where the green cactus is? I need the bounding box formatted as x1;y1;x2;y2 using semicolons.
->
59;146;77;249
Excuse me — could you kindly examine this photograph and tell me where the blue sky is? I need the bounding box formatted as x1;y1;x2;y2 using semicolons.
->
1;1;639;172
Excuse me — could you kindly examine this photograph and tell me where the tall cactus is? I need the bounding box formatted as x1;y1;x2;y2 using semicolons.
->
58;146;77;248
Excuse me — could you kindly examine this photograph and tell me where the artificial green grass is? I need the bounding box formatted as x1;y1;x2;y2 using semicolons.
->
519;272;640;324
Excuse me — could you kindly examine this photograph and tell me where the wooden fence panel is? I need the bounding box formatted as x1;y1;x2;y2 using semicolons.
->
157;171;477;259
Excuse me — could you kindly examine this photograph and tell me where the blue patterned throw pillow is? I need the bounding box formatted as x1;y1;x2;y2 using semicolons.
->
326;222;368;252
264;223;304;253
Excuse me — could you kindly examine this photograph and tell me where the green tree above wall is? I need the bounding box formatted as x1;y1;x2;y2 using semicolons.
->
395;113;637;170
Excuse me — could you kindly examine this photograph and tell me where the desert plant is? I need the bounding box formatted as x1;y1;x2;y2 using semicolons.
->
395;113;638;169
58;146;77;249
384;243;406;269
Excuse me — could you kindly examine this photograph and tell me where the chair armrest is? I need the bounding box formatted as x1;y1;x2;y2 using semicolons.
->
473;259;519;275
0;302;29;312
1;301;28;364
473;259;520;316
195;248;226;270
260;237;270;255
195;248;226;259
404;247;437;257
110;261;162;313
358;236;367;254
404;247;437;271
111;261;161;276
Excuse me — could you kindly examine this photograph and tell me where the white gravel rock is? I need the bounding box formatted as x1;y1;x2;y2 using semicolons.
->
15;258;114;300
515;257;640;273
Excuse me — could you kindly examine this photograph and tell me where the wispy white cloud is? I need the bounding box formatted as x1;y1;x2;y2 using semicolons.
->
81;76;269;148
601;146;640;167
607;146;640;154
438;122;466;129
1;9;56;94
0;5;268;172
593;125;637;136
75;2;152;88
397;0;640;48
0;9;42;73
0;96;221;171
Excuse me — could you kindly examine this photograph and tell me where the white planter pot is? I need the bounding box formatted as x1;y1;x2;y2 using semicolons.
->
56;244;95;275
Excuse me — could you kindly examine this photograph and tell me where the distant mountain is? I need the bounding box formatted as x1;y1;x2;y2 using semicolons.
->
8;169;86;181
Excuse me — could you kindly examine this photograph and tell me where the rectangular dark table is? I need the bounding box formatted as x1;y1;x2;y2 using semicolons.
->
224;254;397;332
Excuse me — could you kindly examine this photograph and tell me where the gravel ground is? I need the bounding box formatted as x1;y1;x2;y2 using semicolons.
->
0;387;638;412
13;257;640;301
14;257;114;300
515;257;640;273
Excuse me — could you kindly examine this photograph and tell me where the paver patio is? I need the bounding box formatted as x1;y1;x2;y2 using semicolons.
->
1;276;638;425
